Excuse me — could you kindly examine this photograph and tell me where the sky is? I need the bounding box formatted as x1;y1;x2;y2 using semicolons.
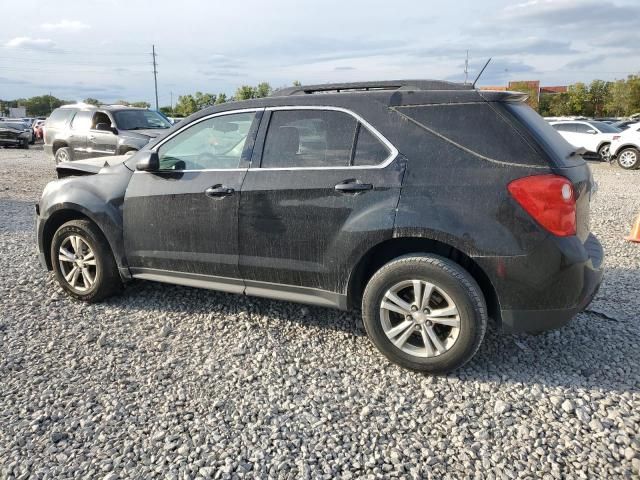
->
1;0;639;106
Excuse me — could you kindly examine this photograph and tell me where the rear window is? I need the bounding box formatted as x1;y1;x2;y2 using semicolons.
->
396;103;544;166
505;103;582;166
47;108;76;128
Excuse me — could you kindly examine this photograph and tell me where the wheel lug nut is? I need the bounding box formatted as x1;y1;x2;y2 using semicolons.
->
411;305;418;312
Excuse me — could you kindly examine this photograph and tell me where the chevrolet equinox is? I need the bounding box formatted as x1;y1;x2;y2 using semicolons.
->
36;80;604;373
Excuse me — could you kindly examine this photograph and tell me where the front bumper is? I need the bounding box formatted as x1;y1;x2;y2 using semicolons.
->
478;233;604;334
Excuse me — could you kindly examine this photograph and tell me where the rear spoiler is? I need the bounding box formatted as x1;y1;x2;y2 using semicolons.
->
478;90;529;103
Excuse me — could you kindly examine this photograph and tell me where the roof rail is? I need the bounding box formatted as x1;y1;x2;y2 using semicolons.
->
273;80;473;96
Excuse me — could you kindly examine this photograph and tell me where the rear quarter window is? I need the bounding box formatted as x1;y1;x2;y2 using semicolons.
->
395;103;545;166
46;109;76;129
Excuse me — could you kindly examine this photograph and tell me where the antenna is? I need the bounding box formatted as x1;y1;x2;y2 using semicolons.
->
464;50;469;84
472;57;492;88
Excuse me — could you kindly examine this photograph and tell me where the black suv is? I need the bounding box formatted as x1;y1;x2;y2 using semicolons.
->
44;104;172;163
36;80;604;373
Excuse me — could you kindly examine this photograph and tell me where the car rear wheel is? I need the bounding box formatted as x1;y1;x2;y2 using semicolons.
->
362;254;487;373
20;139;29;149
51;220;122;302
598;143;610;161
617;148;640;170
54;147;72;164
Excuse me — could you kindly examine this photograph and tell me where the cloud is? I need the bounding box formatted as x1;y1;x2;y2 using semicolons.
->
502;0;640;30
564;54;607;70
447;58;536;84
4;37;57;51
334;66;355;71
413;38;577;59
41;20;90;31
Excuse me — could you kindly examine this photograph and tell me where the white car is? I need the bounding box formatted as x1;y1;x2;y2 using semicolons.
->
549;120;621;160
610;122;640;170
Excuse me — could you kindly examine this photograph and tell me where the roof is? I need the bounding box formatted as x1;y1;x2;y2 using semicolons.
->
273;80;473;96
59;103;147;111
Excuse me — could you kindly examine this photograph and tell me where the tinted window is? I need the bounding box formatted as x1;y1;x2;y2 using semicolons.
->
46;108;75;128
552;123;576;132
397;103;543;166
70;111;93;131
157;112;256;170
574;123;594;134
589;121;620;133
353;125;390;166
262;110;357;168
0;122;23;130
113;110;171;130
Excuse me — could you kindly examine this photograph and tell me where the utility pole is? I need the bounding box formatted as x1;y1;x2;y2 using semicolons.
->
152;45;159;111
170;91;173;112
464;50;469;84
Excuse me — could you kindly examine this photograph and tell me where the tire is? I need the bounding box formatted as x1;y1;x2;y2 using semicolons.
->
616;147;640;170
20;139;29;150
362;254;487;374
54;146;72;164
51;220;122;302
597;143;610;161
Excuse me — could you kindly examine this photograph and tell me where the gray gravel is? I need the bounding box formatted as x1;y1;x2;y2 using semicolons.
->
1;145;639;479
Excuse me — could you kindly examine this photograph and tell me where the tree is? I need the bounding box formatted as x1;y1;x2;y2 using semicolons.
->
84;97;100;106
235;85;256;101
508;81;539;111
130;101;151;108
255;82;272;98
292;80;302;87
566;83;590;116
174;94;198;116
23;95;67;116
159;106;174;116
588;80;610;117
194;92;216;110
215;93;227;104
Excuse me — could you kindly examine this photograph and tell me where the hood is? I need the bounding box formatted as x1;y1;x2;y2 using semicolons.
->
56;155;129;178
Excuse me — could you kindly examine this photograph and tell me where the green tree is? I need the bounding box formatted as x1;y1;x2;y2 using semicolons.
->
235;85;256;100
255;82;272;98
22;95;66;116
83;97;100;106
566;83;591;116
292;80;302;87
159;106;174;116
194;92;216;110
130;101;151;108
174;94;198;116
588;80;610;117
215;93;227;104
508;81;539;111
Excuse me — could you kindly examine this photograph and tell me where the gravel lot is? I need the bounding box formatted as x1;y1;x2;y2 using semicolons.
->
0;145;639;479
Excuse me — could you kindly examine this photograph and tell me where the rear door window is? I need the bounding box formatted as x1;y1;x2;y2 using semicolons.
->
261;110;357;168
70;111;92;131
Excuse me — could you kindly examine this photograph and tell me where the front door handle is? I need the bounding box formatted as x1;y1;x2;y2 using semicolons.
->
205;185;234;197
334;179;373;193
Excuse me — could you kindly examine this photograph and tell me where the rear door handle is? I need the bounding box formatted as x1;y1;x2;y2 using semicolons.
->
205;185;235;197
334;179;373;193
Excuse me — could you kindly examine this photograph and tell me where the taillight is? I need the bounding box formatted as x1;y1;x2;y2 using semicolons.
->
508;174;576;237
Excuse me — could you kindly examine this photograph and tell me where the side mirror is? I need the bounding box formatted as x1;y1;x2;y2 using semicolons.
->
136;151;160;171
96;122;117;134
586;129;597;135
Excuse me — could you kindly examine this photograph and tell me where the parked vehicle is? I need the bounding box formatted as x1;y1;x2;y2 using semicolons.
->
35;80;604;373
44;105;172;163
550;120;621;160
0;121;30;148
33;119;46;140
2;120;34;144
610;122;640;170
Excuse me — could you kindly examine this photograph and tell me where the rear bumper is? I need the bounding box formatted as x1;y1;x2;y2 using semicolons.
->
478;233;604;334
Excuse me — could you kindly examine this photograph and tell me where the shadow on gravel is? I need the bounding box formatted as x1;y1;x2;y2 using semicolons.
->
0;199;36;234
108;266;639;394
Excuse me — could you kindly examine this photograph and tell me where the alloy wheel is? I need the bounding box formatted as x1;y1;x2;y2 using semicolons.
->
379;279;461;358
619;150;638;168
58;235;98;292
56;149;69;163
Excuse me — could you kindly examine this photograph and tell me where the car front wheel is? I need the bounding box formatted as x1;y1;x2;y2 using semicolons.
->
51;220;122;302
54;147;72;164
617;148;640;170
598;143;610;161
362;254;487;373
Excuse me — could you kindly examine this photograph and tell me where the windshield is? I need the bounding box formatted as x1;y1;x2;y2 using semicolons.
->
113;110;171;130
589;121;621;133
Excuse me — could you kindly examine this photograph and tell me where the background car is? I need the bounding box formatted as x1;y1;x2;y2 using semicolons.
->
610;122;640;170
3;120;35;144
612;119;638;130
0;121;30;149
550;120;621;160
44;105;173;163
33;119;46;140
